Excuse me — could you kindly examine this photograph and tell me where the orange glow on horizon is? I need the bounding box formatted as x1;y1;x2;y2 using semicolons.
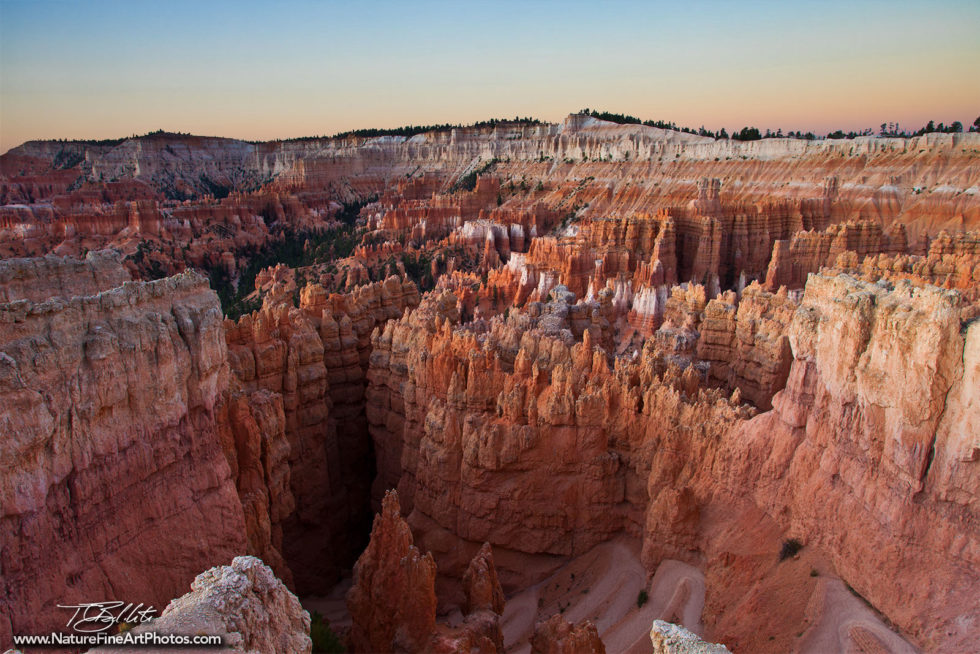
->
2;1;979;153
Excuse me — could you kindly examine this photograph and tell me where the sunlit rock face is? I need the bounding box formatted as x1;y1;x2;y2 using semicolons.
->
650;620;730;654
733;274;979;650
2;120;978;265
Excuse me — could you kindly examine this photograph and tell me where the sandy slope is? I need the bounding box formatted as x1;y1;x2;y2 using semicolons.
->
501;538;706;654
303;539;920;654
799;578;919;654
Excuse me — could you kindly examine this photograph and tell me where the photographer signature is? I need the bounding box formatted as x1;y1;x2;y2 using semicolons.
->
57;602;157;633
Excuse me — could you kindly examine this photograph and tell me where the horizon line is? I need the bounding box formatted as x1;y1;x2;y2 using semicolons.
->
5;110;978;154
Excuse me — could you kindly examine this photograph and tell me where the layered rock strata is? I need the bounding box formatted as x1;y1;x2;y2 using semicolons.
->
365;273;978;652
729;274;979;650
0;271;245;645
3;118;978;282
223;275;419;592
0;249;131;302
2;115;978;654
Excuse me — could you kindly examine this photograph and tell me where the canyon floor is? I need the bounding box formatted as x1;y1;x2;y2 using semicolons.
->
1;114;978;653
306;534;919;654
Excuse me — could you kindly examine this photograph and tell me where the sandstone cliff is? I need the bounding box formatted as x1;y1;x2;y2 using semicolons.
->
2;115;978;654
3;118;978;268
223;275;419;593
0;270;245;644
0;249;130;302
728;274;979;651
364;273;976;652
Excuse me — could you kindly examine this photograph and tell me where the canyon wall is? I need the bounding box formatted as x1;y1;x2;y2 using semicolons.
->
0;249;131;302
0;268;245;644
729;275;979;649
223;275;419;593
0;244;421;647
364;273;978;652
3;118;979;264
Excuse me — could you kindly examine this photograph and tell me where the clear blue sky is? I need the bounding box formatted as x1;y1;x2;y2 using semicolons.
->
2;0;978;151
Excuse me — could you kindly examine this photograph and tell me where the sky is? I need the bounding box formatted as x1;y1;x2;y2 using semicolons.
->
1;0;979;152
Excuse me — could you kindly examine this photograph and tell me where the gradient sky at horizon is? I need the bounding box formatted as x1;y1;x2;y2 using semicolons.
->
1;0;978;153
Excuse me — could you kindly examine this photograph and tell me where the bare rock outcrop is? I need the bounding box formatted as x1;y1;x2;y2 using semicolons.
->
90;556;311;654
463;542;505;615
697;284;796;409
217;389;294;586
365;288;745;587
729;274;979;650
365;271;976;651
222;276;420;592
3;118;979;654
224;300;347;591
347;491;507;654
0;249;131;302
649;620;730;654
450;542;506;653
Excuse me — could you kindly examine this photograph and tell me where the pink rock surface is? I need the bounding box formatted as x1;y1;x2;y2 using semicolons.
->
0;271;246;645
346;490;438;653
531;615;606;654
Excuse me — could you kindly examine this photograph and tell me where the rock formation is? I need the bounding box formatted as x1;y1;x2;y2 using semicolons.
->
347;490;438;653
216;389;294;585
89;556;312;654
223;275;419;592
364;273;977;652
530;615;606;654
0;255;418;646
224;298;347;589
462;542;505;616
728;274;979;650
696;284;796;409
0;268;248;646
649;620;730;654
3;118;979;270
347;490;506;654
0;249;131;302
